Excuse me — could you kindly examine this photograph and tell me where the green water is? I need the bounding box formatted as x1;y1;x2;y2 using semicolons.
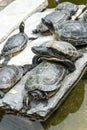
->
0;0;87;130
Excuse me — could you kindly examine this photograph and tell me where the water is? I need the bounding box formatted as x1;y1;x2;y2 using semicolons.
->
0;0;87;130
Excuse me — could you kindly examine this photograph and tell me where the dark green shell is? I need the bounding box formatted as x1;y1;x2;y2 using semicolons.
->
55;20;87;46
1;33;28;56
0;65;23;91
55;2;78;15
25;61;67;92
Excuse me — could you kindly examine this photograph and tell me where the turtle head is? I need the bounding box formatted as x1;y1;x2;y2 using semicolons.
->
42;18;54;32
19;21;25;33
32;45;53;58
32;44;59;62
30;90;43;100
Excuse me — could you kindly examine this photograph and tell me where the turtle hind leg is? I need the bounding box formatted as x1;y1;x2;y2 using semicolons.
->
2;55;12;65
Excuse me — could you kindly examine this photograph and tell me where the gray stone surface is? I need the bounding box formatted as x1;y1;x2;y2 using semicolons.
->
0;0;48;43
0;0;14;11
0;9;54;65
0;0;87;120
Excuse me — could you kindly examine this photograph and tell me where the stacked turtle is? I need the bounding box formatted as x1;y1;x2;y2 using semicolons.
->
23;40;81;110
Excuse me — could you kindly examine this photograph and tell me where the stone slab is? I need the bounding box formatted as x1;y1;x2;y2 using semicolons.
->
0;9;54;65
26;52;87;119
1;47;87;120
0;0;48;43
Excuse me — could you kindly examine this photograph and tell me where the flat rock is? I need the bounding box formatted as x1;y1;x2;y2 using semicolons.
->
0;0;48;43
0;1;87;121
0;9;54;65
0;48;87;120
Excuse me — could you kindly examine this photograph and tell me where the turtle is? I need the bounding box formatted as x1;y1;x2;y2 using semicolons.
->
23;61;67;110
0;21;29;65
33;2;79;34
55;2;78;15
45;20;87;46
0;64;34;98
31;41;81;72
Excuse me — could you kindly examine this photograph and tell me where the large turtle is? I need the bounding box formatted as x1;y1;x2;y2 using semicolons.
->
0;64;34;98
0;21;28;64
32;41;81;72
44;20;87;46
33;2;81;34
23;61;67;110
23;41;81;110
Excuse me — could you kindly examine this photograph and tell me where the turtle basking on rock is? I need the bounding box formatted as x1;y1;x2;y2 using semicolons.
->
23;61;67;110
32;41;81;72
44;20;87;46
33;2;85;34
0;21;28;65
23;40;81;110
0;64;34;98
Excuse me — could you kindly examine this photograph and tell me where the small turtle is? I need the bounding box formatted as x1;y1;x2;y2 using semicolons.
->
32;41;81;72
33;2;78;34
0;21;28;64
0;64;34;98
55;2;78;15
23;61;67;110
47;20;87;46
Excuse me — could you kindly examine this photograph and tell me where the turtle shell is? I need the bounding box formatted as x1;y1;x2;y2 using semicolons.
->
42;10;71;31
0;65;23;91
55;2;78;15
32;41;80;62
1;33;28;56
25;61;67;93
55;20;87;46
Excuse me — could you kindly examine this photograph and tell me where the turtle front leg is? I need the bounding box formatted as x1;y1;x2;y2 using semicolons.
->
2;55;12;65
